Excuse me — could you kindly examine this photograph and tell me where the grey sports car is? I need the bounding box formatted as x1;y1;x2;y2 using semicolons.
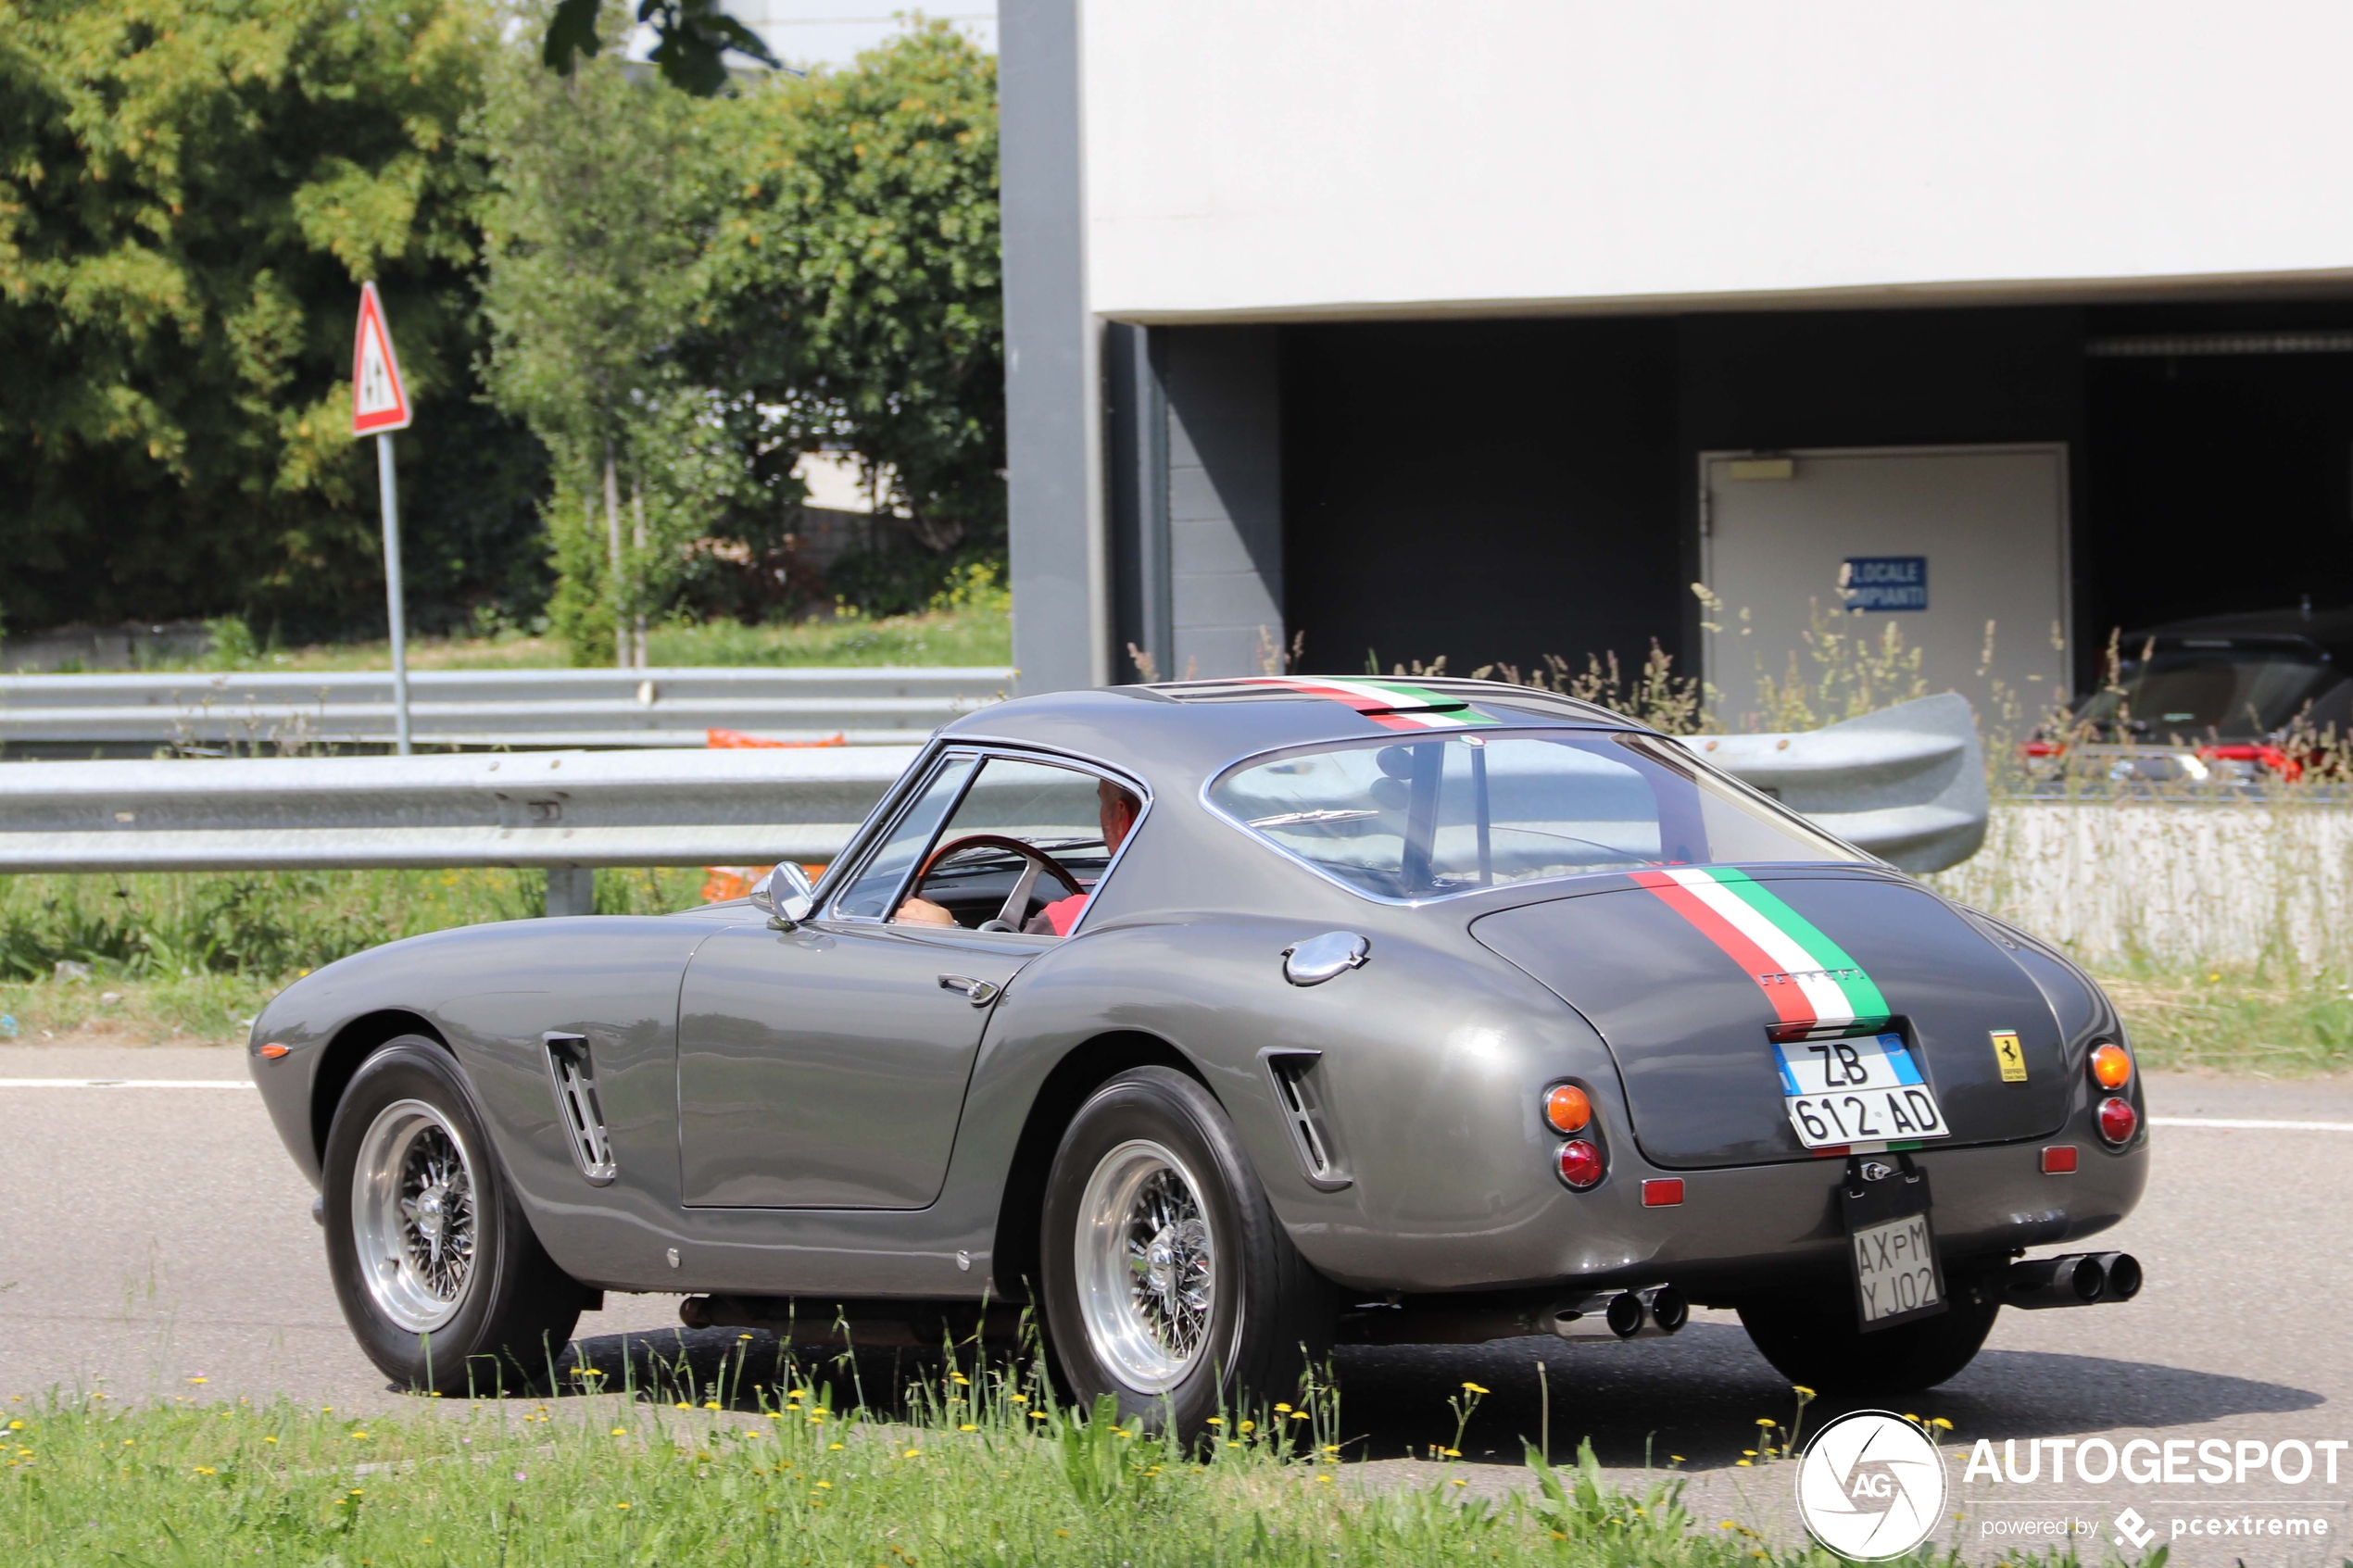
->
250;676;2147;1431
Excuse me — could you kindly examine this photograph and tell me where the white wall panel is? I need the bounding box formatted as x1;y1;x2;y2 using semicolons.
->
1082;1;2353;320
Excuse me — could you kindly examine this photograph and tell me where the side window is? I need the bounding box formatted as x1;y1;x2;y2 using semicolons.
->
830;755;977;920
890;757;1141;934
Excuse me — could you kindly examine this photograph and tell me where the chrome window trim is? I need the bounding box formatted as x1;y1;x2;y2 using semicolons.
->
1196;727;1876;909
820;740;1154;936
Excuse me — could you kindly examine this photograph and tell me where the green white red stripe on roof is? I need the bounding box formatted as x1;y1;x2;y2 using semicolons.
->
1629;867;1889;1036
1249;677;1499;731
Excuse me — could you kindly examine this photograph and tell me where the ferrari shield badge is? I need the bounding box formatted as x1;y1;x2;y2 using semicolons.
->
1989;1029;2028;1083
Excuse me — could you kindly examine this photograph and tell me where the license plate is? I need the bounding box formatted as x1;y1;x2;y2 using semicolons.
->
1852;1210;1943;1326
1770;1031;1951;1152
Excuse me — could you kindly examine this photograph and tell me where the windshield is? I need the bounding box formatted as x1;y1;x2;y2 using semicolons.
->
2076;646;2332;740
1208;731;1858;901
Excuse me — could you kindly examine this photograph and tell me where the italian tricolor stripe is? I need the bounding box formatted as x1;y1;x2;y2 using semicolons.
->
1254;677;1498;731
1629;867;1889;1035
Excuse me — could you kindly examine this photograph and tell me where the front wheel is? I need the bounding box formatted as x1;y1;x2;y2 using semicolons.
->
1738;1283;2000;1394
322;1037;587;1393
1039;1067;1331;1438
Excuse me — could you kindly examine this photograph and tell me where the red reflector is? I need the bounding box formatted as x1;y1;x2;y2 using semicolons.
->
1555;1139;1605;1190
1642;1178;1684;1207
2096;1097;2138;1146
2041;1146;2078;1173
258;1043;290;1060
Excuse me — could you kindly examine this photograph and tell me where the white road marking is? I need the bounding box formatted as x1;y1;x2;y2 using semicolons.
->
0;1078;255;1089
2150;1114;2353;1133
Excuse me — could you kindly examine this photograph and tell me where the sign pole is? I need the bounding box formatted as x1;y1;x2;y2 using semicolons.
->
376;433;412;756
350;281;415;756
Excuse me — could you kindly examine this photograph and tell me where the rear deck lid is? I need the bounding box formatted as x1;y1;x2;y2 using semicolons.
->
1472;869;2071;1169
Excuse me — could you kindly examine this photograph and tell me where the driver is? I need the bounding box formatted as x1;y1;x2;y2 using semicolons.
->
897;778;1140;934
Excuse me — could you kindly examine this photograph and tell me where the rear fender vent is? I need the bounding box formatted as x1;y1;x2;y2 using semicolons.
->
544;1032;617;1185
1261;1048;1351;1191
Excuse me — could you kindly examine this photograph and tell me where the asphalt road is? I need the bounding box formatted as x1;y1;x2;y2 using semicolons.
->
6;1041;2351;1563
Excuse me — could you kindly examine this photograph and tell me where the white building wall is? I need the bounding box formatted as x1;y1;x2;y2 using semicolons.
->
1082;1;2353;321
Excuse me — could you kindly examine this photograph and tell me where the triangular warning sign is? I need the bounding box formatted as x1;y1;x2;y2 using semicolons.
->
351;282;411;436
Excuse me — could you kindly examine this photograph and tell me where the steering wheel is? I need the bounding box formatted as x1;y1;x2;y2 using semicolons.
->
914;834;1087;932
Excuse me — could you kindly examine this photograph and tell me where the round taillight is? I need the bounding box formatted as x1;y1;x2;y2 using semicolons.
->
1543;1083;1593;1135
2089;1042;2133;1090
2096;1096;2138;1146
1556;1139;1605;1190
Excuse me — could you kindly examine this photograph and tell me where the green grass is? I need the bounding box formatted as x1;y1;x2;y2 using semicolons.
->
0;868;711;1042
2095;963;2353;1074
0;1374;1996;1568
46;601;1013;676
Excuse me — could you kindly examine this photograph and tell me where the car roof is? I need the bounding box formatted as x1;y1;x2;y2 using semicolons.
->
2123;605;2353;662
938;676;1637;790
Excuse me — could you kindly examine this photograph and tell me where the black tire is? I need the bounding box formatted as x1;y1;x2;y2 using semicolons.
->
1039;1067;1331;1438
1738;1282;2000;1394
321;1037;586;1394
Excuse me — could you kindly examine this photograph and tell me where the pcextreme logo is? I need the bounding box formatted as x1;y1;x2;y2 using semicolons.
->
1795;1411;1947;1561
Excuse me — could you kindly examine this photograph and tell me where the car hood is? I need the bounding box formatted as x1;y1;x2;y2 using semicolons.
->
1471;870;2070;1170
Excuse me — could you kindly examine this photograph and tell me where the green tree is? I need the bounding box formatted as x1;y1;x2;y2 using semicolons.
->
477;5;711;666
691;21;1002;589
0;0;547;640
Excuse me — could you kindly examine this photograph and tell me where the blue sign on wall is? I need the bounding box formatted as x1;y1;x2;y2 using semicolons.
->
1843;556;1927;612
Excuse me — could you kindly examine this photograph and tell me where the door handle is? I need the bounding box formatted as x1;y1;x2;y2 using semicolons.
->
938;974;1000;1007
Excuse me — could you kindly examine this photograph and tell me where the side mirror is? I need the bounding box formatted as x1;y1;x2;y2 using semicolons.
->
748;861;816;930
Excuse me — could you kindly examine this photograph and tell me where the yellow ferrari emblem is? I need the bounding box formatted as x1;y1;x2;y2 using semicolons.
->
1990;1030;2028;1083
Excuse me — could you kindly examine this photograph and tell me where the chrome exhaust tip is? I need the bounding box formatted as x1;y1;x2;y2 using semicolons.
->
1547;1285;1687;1340
2007;1251;2139;1309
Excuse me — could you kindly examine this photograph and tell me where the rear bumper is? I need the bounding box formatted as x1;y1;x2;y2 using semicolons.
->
1291;1127;2146;1298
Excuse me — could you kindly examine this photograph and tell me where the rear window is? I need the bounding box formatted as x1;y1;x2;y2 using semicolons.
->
2077;644;2334;740
1208;731;1856;901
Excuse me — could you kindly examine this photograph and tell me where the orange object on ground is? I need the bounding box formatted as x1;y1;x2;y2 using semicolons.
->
707;728;848;749
700;863;829;904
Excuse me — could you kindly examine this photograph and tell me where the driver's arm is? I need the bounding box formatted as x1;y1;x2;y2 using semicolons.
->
895;896;957;926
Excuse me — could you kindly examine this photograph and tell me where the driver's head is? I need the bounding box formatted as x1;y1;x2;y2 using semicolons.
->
1098;779;1141;854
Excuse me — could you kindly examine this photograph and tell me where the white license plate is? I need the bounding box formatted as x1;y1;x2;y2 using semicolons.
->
1852;1211;1942;1324
1770;1032;1951;1151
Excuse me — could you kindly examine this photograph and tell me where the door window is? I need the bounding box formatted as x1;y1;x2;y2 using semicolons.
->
891;757;1140;934
830;754;978;920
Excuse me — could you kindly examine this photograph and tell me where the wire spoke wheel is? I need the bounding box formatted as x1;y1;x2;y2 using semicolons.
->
1075;1138;1218;1392
351;1098;479;1333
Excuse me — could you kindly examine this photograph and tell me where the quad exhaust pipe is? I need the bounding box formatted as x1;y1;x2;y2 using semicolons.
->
2006;1251;2143;1310
1547;1286;1689;1341
1337;1284;1688;1346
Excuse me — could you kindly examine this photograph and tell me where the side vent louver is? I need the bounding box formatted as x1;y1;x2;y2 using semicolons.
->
544;1032;616;1185
1262;1048;1351;1191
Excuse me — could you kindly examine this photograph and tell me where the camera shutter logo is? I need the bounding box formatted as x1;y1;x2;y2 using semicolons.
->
1795;1411;1947;1560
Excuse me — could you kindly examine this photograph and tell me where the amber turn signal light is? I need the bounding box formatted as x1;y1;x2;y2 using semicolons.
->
2089;1042;2133;1090
258;1043;290;1060
1543;1083;1592;1135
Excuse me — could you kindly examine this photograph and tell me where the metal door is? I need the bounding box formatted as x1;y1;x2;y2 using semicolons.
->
1700;445;2070;730
675;922;1045;1208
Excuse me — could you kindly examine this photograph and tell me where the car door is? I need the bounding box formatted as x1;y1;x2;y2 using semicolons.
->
674;749;1134;1208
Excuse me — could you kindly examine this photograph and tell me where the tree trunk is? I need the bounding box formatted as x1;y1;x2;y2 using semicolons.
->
631;482;649;669
603;442;625;671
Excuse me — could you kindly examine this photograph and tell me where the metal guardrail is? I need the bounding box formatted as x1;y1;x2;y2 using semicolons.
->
1672;694;1986;873
0;666;1012;755
0;695;1988;902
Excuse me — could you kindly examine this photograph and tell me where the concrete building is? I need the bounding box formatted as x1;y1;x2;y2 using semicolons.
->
1000;1;2353;715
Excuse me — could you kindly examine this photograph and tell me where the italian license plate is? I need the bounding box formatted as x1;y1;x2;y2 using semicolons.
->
1851;1210;1944;1327
1770;1032;1951;1152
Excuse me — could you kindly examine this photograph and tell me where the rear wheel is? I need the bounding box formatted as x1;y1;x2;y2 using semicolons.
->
1738;1281;2001;1394
1039;1067;1330;1438
322;1037;587;1393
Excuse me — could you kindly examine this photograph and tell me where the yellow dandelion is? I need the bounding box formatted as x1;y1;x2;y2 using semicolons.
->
193;1466;217;1475
959;1424;978;1432
1755;1417;1775;1426
1931;1417;1953;1430
1450;1478;1467;1487
1009;1393;1028;1404
1239;1420;1256;1434
611;1427;627;1436
1274;1402;1292;1413
1205;1416;1223;1425
1461;1381;1489;1395
1315;1474;1334;1485
815;1481;832;1489
1736;1459;1753;1467
616;1501;631;1511
704;1401;722;1411
828;1442;844;1451
262;1436;277;1445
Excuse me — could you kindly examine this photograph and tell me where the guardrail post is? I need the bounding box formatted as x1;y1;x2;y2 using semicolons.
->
544;867;598;918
